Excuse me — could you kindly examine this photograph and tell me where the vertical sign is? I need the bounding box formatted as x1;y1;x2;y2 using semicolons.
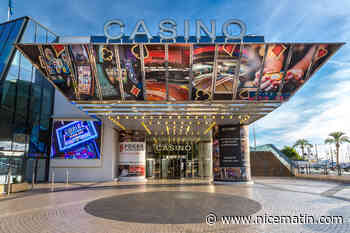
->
218;125;241;167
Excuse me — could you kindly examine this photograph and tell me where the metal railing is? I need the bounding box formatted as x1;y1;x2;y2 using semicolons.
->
0;159;24;195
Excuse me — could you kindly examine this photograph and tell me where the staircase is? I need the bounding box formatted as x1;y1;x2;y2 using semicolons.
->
251;144;295;177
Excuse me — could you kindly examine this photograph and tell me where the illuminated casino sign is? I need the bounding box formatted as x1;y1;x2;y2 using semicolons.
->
154;144;192;152
104;19;247;42
56;121;98;151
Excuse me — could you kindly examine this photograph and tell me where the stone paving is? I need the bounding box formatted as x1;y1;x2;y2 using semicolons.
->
0;177;350;233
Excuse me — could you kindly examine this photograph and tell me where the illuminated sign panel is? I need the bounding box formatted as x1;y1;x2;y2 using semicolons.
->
51;120;101;159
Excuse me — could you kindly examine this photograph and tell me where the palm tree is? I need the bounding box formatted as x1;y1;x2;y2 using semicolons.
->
293;139;313;160
325;132;350;175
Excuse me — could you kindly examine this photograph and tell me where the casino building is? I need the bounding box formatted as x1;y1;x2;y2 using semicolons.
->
0;16;344;184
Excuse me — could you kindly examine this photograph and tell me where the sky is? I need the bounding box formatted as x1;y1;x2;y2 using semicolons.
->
2;0;350;159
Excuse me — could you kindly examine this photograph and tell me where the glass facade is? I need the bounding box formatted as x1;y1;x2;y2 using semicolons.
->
0;17;57;184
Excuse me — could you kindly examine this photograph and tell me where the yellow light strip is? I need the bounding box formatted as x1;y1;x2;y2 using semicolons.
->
108;116;126;130
153;137;158;144
141;122;151;135
203;122;216;135
166;126;170;135
114;121;126;130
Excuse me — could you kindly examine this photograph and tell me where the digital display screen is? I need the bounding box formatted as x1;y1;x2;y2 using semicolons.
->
51;120;101;159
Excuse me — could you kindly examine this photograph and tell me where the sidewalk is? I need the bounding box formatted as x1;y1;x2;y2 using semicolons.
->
295;174;350;184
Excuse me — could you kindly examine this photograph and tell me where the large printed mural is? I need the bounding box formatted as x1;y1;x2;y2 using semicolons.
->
17;43;342;102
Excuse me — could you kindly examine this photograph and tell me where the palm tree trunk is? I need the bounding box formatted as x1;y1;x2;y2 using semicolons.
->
301;146;305;160
336;143;340;175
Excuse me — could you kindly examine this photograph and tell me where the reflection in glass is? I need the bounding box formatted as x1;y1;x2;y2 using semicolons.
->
192;45;215;100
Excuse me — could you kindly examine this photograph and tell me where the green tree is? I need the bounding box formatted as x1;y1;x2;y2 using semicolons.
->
293;139;313;160
281;146;303;160
325;132;350;175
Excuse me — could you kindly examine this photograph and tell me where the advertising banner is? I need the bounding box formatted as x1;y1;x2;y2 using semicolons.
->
119;142;146;179
50;120;102;159
218;125;242;167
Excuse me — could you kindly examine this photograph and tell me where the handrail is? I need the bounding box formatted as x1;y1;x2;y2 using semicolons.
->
0;161;22;169
251;144;296;174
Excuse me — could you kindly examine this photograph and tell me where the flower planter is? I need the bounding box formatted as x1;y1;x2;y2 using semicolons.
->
0;183;29;194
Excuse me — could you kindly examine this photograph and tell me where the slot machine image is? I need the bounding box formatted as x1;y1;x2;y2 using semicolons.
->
70;45;96;99
77;66;93;95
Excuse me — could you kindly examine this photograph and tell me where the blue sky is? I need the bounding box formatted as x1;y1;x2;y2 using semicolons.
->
2;0;350;157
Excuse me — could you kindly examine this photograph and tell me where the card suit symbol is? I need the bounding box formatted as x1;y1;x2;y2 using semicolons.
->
317;47;328;60
271;44;287;58
222;44;236;56
131;45;149;59
51;45;65;57
102;47;113;61
195;89;210;100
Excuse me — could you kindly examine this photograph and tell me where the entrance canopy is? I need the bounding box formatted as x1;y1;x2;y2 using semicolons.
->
16;42;343;127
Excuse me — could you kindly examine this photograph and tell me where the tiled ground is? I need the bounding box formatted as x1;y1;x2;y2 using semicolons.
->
0;178;349;233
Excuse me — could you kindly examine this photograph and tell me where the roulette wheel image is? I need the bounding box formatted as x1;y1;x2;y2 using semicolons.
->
145;81;189;101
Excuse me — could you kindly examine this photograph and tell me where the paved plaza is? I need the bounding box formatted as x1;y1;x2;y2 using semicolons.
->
0;178;350;233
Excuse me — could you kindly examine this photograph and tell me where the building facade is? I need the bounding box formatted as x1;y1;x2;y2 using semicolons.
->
0;17;345;184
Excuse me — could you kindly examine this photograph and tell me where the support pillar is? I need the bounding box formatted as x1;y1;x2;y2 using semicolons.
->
240;124;251;182
212;124;252;184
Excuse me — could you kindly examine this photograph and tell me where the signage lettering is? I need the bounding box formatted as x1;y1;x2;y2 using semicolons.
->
154;144;192;152
104;19;247;42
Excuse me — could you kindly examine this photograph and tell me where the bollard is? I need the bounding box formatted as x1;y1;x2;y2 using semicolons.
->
51;169;55;192
31;165;35;190
66;168;69;185
7;166;11;195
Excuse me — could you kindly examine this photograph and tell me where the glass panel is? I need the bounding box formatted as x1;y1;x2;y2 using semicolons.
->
19;55;34;82
214;44;241;100
0;23;14;77
0;89;14;151
7;51;20;78
36;25;47;43
21;20;36;43
236;44;265;100
192;44;215;100
0;20;24;75
15;80;30;124
144;45;166;101
168;44;190;101
257;43;290;100
91;44;121;100
118;45;143;100
47;32;57;43
0;23;12;50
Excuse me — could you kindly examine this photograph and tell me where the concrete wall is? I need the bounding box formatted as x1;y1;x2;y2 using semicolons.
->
50;93;119;182
53;91;91;119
